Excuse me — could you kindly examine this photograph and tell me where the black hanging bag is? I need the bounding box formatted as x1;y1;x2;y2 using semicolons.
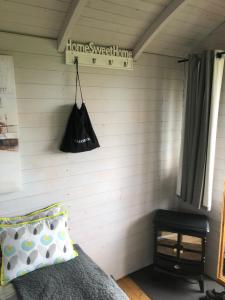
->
60;58;100;153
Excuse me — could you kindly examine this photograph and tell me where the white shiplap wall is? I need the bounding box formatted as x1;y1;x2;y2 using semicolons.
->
0;32;183;279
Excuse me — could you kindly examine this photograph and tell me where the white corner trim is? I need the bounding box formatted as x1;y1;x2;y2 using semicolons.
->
133;0;187;61
57;0;88;53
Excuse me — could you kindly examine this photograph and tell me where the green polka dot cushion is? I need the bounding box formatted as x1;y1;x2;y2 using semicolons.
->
0;202;65;225
0;212;78;285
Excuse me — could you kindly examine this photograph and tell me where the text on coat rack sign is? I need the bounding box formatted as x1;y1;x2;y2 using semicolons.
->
65;40;134;70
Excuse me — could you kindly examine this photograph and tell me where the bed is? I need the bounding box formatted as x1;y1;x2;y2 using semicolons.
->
0;245;129;300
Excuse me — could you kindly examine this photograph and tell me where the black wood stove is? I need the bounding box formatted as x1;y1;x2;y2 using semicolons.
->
153;209;209;292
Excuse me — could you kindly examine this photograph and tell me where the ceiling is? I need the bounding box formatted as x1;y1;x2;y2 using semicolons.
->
0;0;225;59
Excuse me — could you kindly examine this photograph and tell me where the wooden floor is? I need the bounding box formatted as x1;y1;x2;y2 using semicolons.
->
117;277;151;300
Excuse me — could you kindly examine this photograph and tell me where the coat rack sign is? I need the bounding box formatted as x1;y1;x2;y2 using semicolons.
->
65;40;133;70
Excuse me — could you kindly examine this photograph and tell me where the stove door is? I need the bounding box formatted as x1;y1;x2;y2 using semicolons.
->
179;235;202;261
156;231;178;258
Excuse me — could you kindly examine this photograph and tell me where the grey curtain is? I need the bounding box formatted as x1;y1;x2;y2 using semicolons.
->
179;51;214;209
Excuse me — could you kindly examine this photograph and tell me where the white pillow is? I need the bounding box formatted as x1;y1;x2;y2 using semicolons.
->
0;212;77;285
0;203;65;225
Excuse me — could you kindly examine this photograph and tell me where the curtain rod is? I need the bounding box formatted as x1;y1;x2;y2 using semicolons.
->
177;51;225;63
216;51;225;58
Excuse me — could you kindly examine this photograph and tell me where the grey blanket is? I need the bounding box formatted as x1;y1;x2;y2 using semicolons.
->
12;245;128;300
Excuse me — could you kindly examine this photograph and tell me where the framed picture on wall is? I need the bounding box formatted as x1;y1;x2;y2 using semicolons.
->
0;55;22;193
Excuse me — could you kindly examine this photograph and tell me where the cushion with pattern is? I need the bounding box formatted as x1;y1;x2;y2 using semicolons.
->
0;212;77;285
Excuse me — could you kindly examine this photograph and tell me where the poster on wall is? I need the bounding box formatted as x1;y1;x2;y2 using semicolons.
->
0;55;22;193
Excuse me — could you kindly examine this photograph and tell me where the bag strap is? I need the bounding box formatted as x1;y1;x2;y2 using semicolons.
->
74;57;84;103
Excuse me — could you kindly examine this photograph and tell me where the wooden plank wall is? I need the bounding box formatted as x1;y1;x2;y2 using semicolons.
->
0;32;183;279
